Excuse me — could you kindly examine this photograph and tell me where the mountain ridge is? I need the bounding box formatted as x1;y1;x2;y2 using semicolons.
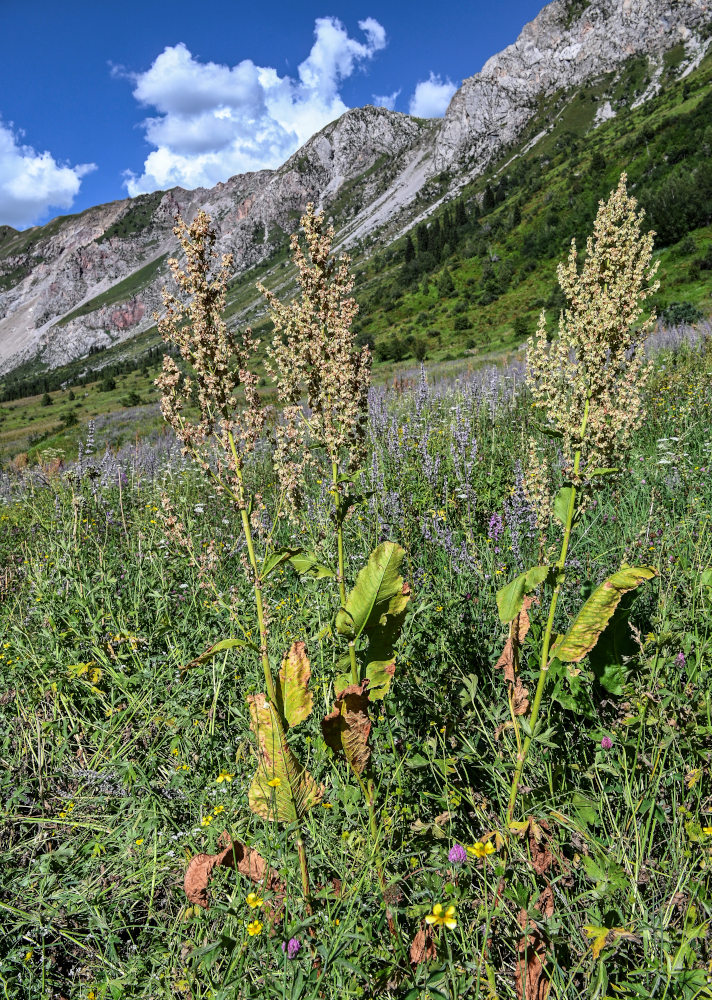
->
0;0;710;376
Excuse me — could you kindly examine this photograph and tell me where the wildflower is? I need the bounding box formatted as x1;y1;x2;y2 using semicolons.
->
267;777;281;788
201;816;212;827
425;903;457;929
703;827;712;836
468;841;496;859
213;804;224;815
216;770;233;783
675;651;686;668
448;844;467;865
247;919;263;936
600;736;613;750
135;838;144;846
282;936;301;958
24;950;33;963
246;892;263;909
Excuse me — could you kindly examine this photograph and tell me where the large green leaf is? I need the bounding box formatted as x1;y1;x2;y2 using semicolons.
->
552;566;658;664
247;694;322;823
336;542;407;640
322;681;372;776
363;585;410;699
275;641;313;730
289;551;335;579
496;565;549;624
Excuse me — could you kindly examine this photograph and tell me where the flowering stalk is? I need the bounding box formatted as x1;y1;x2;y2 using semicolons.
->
502;176;660;822
156;210;317;912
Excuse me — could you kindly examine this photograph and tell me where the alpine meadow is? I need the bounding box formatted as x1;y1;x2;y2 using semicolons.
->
1;2;712;999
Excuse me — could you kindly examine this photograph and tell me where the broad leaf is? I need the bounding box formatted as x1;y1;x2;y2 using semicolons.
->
553;485;574;527
496;565;549;624
336;542;407;639
363;583;410;699
262;547;301;579
589;467;619;478
289;551;335;579
275;641;313;729
552;566;658;664
247;694;322;823
322;680;371;775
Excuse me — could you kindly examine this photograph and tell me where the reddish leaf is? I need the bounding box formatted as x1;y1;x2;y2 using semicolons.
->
410;923;437;965
184;834;281;910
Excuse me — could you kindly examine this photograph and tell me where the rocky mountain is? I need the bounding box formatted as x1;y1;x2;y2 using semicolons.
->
0;0;710;376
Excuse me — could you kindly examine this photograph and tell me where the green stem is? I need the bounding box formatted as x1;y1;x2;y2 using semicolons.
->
331;460;359;685
229;434;313;912
506;398;590;824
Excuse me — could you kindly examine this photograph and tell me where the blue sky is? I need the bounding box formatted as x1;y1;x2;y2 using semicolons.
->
0;0;545;229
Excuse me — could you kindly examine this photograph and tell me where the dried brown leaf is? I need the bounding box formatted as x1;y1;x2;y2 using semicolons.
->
184;834;281;910
322;680;371;775
410;924;437;966
495;595;534;684
529;820;554;875
512;677;530;716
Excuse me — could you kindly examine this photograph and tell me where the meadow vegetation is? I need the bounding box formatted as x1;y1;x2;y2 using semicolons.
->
1;181;712;1000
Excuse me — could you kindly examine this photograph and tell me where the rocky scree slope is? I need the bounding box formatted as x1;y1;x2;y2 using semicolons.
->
0;0;709;375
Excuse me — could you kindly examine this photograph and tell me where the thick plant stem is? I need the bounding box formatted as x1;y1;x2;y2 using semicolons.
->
506;399;590;824
230;435;313;912
331;460;359;685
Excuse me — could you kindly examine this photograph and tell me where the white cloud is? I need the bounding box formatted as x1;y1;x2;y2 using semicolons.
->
124;17;387;196
408;72;457;118
372;89;400;111
0;121;95;229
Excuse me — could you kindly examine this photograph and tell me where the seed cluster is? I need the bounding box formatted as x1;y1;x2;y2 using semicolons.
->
259;204;371;510
526;174;660;519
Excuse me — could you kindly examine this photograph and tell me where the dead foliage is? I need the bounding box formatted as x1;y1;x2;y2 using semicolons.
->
184;833;282;910
410;923;437;966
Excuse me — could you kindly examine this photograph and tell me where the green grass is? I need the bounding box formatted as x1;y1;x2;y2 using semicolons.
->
58;255;169;326
1;336;711;998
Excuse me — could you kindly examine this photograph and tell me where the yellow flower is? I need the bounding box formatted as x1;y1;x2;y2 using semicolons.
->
135;838;144;846
425;903;457;929
703;826;712;836
468;841;496;859
24;950;33;963
246;892;263;909
267;777;281;788
216;770;234;783
247;919;263;936
201;816;212;827
213;804;224;815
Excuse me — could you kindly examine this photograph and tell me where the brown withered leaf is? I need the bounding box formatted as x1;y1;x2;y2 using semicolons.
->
184;834;281;910
322;680;371;775
529;820;554;876
495;595;534;684
536;885;555;920
512;677;530;716
516;910;550;1000
410;923;437;966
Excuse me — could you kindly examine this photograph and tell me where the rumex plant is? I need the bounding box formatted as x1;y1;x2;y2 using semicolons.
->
156;206;410;917
499;175;661;823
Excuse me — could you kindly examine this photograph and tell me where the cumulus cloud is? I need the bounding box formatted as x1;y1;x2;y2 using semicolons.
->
372;89;400;111
408;72;457;118
124;17;387;196
0;121;95;229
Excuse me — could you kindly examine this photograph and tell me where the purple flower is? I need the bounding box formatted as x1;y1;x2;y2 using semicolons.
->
600;736;613;750
448;843;467;865
282;937;301;959
675;651;686;668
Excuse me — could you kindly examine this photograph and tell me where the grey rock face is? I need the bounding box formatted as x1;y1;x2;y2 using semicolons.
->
434;0;711;171
0;0;710;374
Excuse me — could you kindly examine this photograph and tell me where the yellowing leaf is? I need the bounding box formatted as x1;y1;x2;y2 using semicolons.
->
552;566;658;664
275;641;313;729
584;924;637;960
247;694;322;823
322;681;372;776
